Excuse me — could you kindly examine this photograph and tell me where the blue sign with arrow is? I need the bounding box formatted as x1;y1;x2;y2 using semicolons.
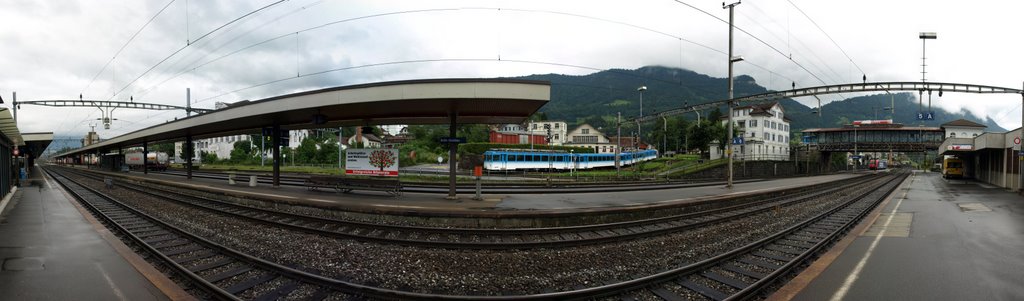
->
732;137;744;145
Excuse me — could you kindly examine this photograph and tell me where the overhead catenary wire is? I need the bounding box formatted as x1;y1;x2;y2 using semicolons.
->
669;0;836;91
784;0;866;77
736;6;847;86
135;6;796;103
81;0;177;95
108;0;288;101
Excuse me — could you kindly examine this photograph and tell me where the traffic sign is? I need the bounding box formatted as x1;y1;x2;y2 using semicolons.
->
438;137;466;144
1015;137;1021;145
732;137;744;145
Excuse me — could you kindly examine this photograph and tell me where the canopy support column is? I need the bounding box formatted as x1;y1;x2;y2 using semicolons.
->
447;113;458;199
273;124;281;188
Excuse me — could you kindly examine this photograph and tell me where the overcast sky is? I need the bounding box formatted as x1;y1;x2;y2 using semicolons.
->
2;0;1023;149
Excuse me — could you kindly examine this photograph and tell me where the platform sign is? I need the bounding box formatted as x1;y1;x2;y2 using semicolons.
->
345;148;399;177
438;137;466;144
850;155;862;159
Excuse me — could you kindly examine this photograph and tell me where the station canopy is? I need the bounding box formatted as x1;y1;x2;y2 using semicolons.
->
57;79;550;156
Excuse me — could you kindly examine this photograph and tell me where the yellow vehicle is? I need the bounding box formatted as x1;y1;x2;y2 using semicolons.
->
943;157;964;179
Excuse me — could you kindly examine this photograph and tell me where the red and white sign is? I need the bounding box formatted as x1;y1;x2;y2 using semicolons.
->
1015;137;1021;145
345;148;399;177
947;144;973;151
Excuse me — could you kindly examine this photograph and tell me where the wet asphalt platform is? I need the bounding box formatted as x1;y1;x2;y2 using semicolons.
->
773;171;1024;301
0;166;187;300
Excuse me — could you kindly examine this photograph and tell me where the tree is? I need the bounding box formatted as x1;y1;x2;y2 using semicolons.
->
200;151;219;164
294;134;320;164
229;140;254;163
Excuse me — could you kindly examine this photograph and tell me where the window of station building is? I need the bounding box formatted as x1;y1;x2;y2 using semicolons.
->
749;120;757;127
950;132;956;138
554;123;560;129
582;129;590;134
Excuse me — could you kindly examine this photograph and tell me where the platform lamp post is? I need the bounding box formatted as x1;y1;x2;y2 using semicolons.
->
724;0;741;188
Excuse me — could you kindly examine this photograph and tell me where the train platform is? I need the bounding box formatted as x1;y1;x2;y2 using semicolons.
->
66;165;862;216
772;171;1024;301
0;165;190;300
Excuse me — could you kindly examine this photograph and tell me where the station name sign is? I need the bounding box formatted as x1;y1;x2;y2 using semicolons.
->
946;144;973;151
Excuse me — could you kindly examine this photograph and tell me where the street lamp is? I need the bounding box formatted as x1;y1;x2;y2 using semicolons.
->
638;86;647;150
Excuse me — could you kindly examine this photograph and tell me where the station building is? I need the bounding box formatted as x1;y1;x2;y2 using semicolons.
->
937;119;1024;190
712;101;792;161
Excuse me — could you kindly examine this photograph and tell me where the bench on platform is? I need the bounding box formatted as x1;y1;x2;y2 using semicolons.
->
303;176;402;196
338;178;402;196
304;176;346;192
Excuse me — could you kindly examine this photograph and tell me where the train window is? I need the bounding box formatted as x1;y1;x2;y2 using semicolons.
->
541;155;548;162
526;155;533;162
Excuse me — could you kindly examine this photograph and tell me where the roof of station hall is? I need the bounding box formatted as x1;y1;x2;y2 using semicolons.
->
57;79;550;157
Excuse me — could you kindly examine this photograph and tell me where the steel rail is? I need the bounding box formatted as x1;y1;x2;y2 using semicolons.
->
58;166;878;251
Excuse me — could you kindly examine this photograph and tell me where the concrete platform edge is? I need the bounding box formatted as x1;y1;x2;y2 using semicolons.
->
0;186;18;215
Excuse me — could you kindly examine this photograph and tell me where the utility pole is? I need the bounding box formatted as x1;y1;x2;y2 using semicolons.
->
724;1;741;188
616;112;621;176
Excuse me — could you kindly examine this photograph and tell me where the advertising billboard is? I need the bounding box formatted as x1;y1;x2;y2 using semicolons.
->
345;148;399;177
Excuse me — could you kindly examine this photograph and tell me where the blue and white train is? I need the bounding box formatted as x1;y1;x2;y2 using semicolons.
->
483;149;658;171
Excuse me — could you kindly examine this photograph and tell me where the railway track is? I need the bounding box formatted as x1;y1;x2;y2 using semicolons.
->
57;166;883;250
44;166;489;300
149;169;764;194
47;165;907;300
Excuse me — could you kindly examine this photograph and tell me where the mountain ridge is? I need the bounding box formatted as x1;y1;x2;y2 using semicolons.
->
508;66;1005;133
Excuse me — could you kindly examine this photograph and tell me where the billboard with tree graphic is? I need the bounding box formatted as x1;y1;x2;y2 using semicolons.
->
345;148;399;176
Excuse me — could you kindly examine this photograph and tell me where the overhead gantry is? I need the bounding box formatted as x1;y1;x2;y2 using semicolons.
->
11;98;213;130
635;81;1024;123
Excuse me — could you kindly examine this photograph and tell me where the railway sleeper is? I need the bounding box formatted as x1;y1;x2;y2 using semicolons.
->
678;278;728;301
225;273;279;295
764;244;805;256
172;250;217;265
205;266;253;283
702;271;750;290
162;245;206;257
252;281;299;301
752;250;794;262
722;263;766;280
649;287;686;301
738;257;781;270
189;258;236;273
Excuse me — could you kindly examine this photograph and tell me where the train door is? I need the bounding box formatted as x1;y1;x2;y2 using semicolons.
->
499;153;507;170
